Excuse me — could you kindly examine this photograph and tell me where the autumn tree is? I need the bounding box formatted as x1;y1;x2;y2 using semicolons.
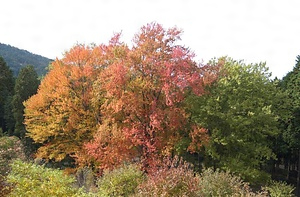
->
186;57;280;184
24;45;103;162
84;23;216;172
24;23;217;172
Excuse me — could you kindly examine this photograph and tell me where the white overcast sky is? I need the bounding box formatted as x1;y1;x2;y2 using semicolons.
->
1;0;300;79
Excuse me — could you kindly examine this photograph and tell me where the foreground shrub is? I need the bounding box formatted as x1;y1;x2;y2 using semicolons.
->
76;166;96;193
7;160;88;197
198;168;267;197
0;175;12;197
134;157;200;197
0;136;25;176
0;136;26;197
263;180;296;197
97;163;144;197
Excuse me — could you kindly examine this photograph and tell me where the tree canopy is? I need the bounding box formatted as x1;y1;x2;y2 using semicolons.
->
24;23;218;172
0;56;14;133
12;65;39;138
186;57;280;183
84;23;218;171
24;45;101;162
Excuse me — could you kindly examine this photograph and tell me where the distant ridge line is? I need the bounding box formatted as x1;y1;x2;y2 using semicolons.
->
0;43;53;76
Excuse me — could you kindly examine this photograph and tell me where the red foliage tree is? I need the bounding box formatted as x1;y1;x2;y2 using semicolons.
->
25;23;218;172
84;23;216;172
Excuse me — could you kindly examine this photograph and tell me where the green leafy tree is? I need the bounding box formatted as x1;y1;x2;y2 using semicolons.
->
281;56;300;152
187;57;280;184
0;56;14;133
11;65;39;158
269;77;293;181
3;95;15;135
12;65;39;138
279;55;300;194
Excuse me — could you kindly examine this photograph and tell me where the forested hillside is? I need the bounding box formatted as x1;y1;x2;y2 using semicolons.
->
0;43;52;76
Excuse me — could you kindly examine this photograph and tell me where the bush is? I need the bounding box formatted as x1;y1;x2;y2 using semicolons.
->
7;159;88;197
263;180;296;197
0;175;12;197
75;166;96;193
0;136;25;176
198;168;267;197
134;157;200;197
0;136;25;197
97;163;144;197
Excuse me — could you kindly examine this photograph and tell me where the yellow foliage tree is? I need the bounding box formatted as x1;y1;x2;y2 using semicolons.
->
24;44;102;162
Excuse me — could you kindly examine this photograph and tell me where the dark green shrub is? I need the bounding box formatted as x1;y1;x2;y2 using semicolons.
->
7;159;88;197
97;163;144;197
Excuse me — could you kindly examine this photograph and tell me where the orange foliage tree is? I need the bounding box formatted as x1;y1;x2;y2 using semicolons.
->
24;44;104;161
84;23;216;172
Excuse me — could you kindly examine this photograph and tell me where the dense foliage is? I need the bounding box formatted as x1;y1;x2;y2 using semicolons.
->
7;160;87;197
186;57;280;184
1;22;300;196
0;136;26;176
24;45;99;162
0;136;25;197
134;157;200;197
0;57;14;133
263;180;295;197
24;23;218;172
97;164;144;196
198;168;265;196
12;65;39;138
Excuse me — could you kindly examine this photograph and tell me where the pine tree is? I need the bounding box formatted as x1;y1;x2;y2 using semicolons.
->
0;56;14;133
12;65;39;138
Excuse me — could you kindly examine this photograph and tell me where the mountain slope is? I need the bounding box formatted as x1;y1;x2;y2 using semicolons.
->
0;43;53;76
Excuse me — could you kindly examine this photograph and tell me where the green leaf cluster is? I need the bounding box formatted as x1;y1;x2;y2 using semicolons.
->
263;180;296;197
7;160;87;197
186;57;280;184
198;168;265;196
97;164;144;197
